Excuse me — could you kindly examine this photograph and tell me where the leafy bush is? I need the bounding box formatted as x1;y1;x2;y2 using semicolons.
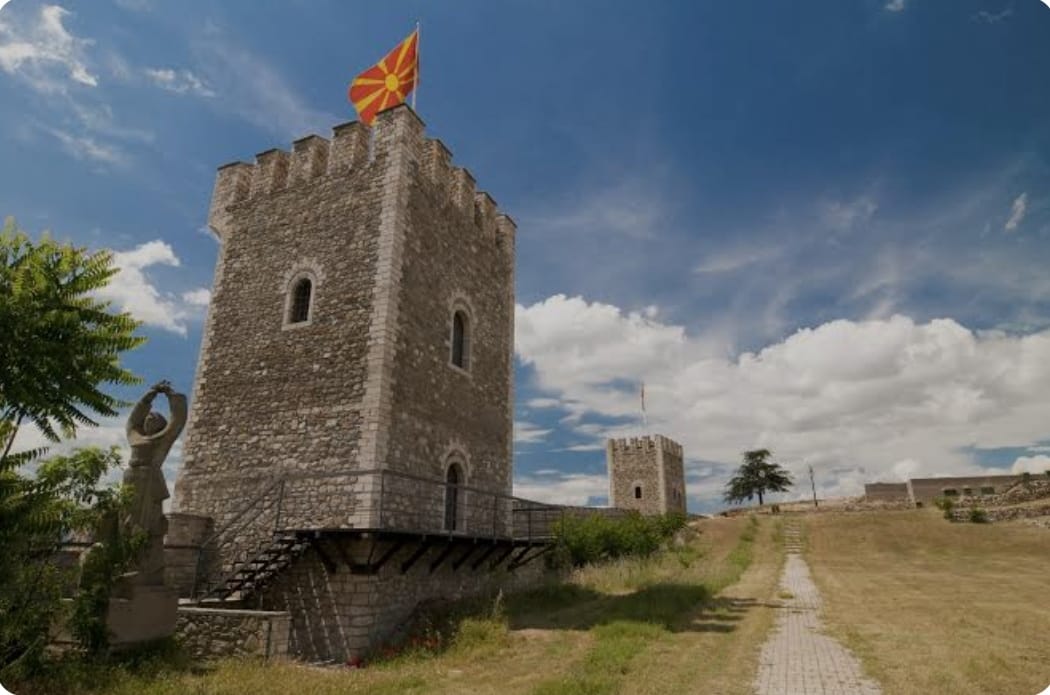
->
0;447;132;679
968;508;989;524
932;496;956;519
550;512;687;568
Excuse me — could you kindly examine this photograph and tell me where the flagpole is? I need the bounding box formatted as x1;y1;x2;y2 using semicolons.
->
641;382;648;431
412;20;420;110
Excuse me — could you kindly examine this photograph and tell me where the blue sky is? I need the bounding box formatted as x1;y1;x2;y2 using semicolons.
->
4;0;1050;512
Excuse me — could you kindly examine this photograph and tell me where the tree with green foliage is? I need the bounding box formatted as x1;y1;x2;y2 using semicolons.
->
1;217;144;452
0;218;145;676
723;448;794;507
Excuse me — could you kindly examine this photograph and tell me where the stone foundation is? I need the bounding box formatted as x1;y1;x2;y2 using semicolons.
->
259;536;553;662
176;607;291;660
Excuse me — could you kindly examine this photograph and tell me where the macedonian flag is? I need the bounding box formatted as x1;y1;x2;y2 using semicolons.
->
348;30;419;126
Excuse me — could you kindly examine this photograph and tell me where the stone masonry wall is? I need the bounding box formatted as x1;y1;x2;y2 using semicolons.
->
380;114;516;528
174;118;382;533
260;537;551;662
659;438;687;515
176;607;291;660
174;105;517;562
164;513;213;597
607;435;685;516
906;474;1026;504
863;482;909;502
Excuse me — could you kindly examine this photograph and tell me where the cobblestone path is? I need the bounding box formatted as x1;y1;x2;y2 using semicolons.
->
753;522;882;695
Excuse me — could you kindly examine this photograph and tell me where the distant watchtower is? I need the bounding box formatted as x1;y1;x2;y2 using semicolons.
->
606;435;686;515
174;104;516;540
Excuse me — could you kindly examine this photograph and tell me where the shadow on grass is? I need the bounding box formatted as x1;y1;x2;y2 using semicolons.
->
506;582;761;634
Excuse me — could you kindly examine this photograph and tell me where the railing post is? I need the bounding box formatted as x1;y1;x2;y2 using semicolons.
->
274;479;286;532
378;470;385;529
192;544;204;601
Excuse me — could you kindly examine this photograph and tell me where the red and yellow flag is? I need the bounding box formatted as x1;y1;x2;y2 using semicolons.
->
348;30;419;126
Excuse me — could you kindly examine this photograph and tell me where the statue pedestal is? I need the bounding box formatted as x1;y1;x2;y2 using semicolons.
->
106;584;178;647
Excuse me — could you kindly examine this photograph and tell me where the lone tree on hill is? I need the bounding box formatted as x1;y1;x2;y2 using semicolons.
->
723;449;794;506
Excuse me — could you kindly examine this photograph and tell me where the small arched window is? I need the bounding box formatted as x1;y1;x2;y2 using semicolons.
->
451;310;470;370
289;278;312;324
444;462;464;532
634;485;643;500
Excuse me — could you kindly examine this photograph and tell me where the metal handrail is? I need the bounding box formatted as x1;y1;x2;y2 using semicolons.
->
192;478;284;598
190;467;609;598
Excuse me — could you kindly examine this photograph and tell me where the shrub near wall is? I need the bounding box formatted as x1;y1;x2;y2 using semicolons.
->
550;512;687;567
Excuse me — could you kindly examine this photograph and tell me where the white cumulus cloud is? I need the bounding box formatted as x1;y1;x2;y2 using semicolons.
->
181;288;212;307
884;0;906;12
94;240;210;336
513;471;609;507
515;295;1050;504
1011;455;1050;475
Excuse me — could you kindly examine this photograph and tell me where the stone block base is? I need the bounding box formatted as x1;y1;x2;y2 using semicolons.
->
107;585;178;647
175;607;291;660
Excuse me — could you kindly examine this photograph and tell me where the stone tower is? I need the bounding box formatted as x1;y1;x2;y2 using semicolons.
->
174;104;516;538
606;435;687;515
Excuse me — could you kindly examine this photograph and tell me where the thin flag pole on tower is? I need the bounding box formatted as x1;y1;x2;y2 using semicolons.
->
640;381;648;430
412;20;420;110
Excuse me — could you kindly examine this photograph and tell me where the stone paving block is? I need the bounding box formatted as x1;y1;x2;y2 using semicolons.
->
754;526;882;695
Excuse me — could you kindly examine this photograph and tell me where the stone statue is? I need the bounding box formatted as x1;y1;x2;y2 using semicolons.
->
122;380;187;586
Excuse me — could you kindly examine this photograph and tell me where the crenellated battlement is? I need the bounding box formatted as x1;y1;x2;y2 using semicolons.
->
606;434;683;458
207;104;515;243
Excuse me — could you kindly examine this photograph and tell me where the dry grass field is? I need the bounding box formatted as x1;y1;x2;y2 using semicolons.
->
804;509;1050;695
27;509;1049;695
27;515;782;695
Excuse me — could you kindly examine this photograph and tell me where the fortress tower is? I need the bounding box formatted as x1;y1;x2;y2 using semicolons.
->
174;103;516;546
606;435;687;515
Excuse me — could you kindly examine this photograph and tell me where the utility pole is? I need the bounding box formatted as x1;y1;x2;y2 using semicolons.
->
809;465;818;508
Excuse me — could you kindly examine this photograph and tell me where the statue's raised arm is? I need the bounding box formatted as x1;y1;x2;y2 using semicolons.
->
126;382;160;439
126;380;185;443
163;390;187;442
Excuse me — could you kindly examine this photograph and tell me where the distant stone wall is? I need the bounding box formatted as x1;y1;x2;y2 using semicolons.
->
948;503;1050;523
175;607;291;660
906;474;1025;504
864;482;909;502
259;536;552;662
